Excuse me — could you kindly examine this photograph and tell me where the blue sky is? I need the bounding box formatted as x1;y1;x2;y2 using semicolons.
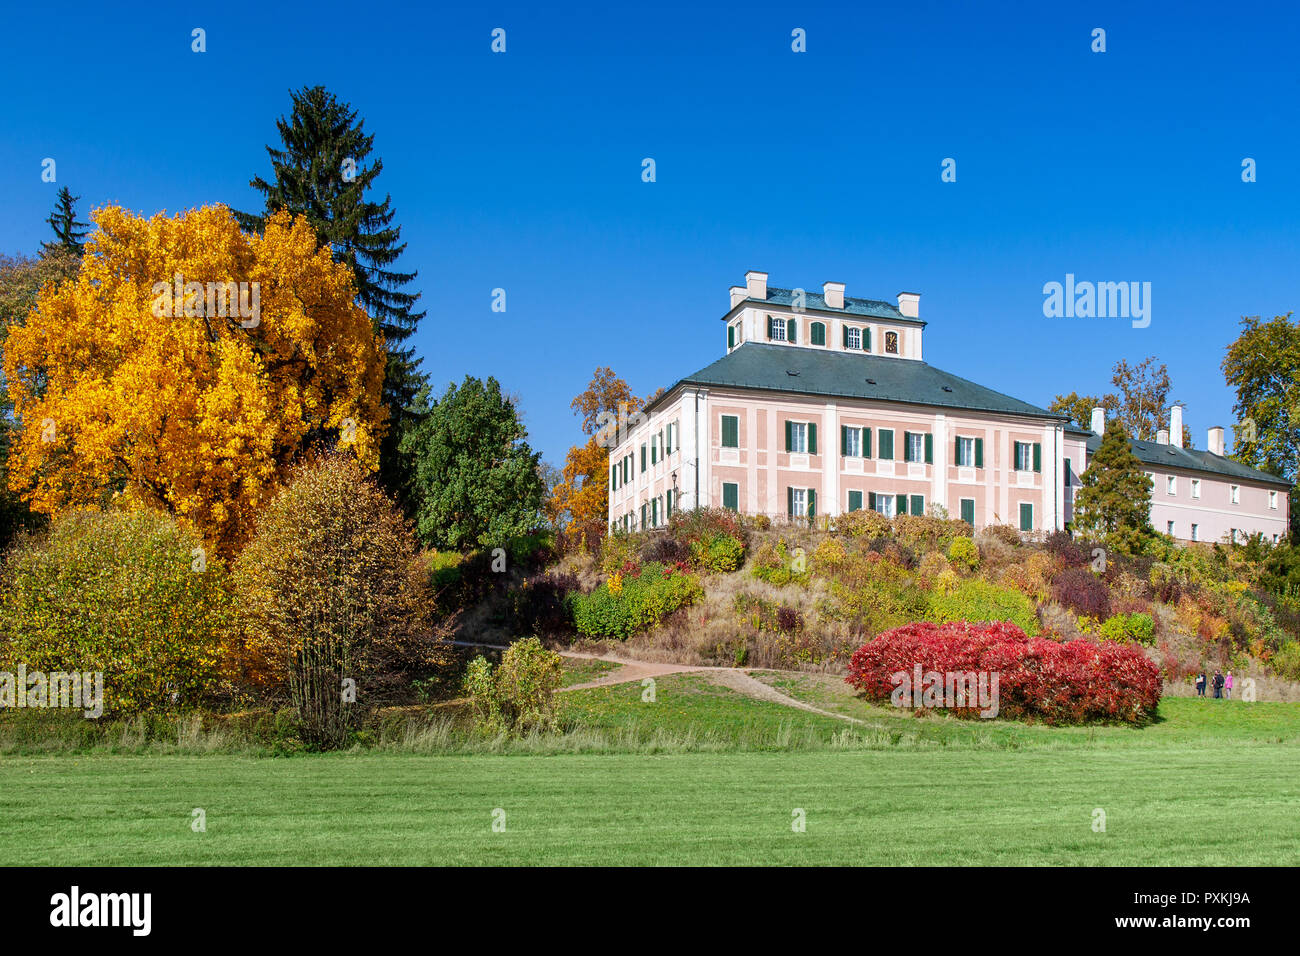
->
2;1;1298;465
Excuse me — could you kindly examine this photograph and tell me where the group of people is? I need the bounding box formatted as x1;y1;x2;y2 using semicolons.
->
1195;670;1234;699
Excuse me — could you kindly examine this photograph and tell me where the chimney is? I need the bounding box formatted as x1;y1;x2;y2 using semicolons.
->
745;270;768;301
1157;429;1169;445
1169;403;1184;448
1091;406;1105;436
1208;426;1225;456
823;281;845;310
897;291;920;318
729;285;746;309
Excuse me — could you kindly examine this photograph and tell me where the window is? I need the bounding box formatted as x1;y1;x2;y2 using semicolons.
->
1167;520;1175;536
611;465;617;491
956;437;975;467
842;426;861;457
872;492;895;518
651;498;659;527
785;420;817;454
722;482;739;511
1231;485;1240;505
1191;524;1199;542
885;331;899;354
666;489;675;519
909;494;925;516
788;487;809;519
960;498;975;526
1008;442;1029;473
877;429;895;460
847;490;863;512
1019;502;1033;532
768;316;787;341
1270;490;1279;510
728;325;736;349
811;322;826;346
1167;476;1177;496
721;415;739;448
904;432;931;464
640;503;647;528
640;443;647;472
665;423;676;455
789;422;807;453
846;327;861;350
650;436;658;465
1191;479;1201;499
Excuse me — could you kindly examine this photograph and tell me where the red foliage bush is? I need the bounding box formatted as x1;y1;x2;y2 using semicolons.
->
845;621;1161;725
1052;566;1111;619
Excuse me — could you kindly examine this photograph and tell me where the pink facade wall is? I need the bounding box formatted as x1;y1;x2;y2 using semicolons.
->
1143;466;1287;544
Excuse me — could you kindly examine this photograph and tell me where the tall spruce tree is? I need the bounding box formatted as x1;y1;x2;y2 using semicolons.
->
41;187;89;257
238;85;426;504
1073;420;1154;554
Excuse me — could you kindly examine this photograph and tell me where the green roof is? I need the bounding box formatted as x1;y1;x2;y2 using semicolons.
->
1086;434;1291;488
647;342;1065;420
730;286;923;323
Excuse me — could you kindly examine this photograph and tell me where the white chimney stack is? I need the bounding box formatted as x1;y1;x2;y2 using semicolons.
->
729;285;746;309
1169;404;1184;448
1091;406;1105;436
1208;426;1225;456
823;281;845;309
897;291;921;318
745;270;768;301
1157;429;1169;445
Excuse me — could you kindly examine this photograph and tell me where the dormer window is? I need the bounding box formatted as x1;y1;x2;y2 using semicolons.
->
810;321;826;346
846;327;861;350
767;316;786;341
885;331;899;354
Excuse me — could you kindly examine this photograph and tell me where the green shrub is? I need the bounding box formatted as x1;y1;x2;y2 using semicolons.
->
750;539;810;587
690;532;745;573
0;507;232;716
947;536;980;571
567;562;704;638
1098;612;1156;646
1272;641;1300;681
462;637;563;735
924;578;1040;635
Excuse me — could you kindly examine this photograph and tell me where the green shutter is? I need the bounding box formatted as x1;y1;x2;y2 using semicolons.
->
955;439;962;466
848;490;862;512
1033;442;1042;473
723;483;738;511
666;489;674;519
640;444;646;472
766;318;773;340
721;415;738;448
910;494;924;516
1064;458;1073;483
868;492;877;511
611;466;617;490
785;420;793;452
812;322;825;346
879;430;894;460
974;437;984;469
903;431;913;462
864;427;872;459
841;425;848;456
842;325;849;347
960;498;975;525
925;434;933;464
787;487;794;518
728;325;735;348
808;423;818;455
896;494;907;516
787;318;797;343
864;328;871;351
1020;502;1033;532
807;489;816;517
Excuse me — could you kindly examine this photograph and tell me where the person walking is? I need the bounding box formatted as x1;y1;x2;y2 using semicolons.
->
1213;670;1224;699
1195;671;1206;697
1225;671;1234;700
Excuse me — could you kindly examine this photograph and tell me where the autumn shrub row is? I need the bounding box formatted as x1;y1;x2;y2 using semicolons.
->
846;621;1162;725
566;562;704;638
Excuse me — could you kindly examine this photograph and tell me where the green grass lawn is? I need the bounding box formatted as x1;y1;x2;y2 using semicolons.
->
2;672;1298;865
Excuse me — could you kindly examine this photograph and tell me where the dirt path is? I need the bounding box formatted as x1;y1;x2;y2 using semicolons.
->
452;640;865;724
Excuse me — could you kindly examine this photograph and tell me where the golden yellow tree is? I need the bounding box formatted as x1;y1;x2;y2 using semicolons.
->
3;204;387;556
547;368;640;530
